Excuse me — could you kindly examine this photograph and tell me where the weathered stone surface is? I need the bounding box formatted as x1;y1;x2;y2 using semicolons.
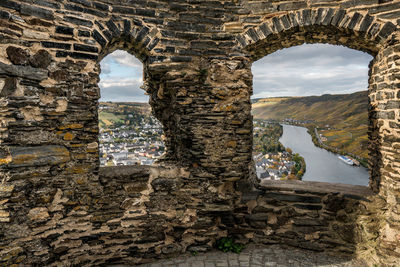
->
0;62;48;81
264;192;322;203
29;50;52;69
6;46;30;65
27;207;49;222
0;77;18;97
151;177;181;192
8;145;70;167
0;1;399;266
21;4;54;20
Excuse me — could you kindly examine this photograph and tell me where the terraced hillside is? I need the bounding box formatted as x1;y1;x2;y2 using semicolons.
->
252;91;369;160
99;102;151;129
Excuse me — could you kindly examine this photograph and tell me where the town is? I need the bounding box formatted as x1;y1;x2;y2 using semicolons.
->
253;120;306;181
99;103;165;166
98;104;305;180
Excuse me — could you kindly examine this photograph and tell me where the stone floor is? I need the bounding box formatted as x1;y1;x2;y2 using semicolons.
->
133;245;368;267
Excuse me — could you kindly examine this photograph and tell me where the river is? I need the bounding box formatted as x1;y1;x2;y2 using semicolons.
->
279;124;369;186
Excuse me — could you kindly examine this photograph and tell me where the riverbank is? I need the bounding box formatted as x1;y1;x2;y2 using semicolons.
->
306;125;368;168
279;124;369;186
253;121;306;180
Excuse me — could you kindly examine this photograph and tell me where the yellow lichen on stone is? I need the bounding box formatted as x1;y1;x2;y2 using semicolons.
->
63;132;75;141
226;140;237;148
59;123;84;130
0;155;12;166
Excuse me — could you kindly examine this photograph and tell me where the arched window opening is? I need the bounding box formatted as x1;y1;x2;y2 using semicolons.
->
98;50;165;166
252;44;373;186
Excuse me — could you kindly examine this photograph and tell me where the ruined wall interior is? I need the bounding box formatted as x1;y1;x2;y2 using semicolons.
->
0;0;399;266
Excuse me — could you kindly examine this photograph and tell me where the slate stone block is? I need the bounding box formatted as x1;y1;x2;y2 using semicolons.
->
106;19;120;37
0;0;21;11
264;192;322;203
41;41;71;50
259;23;272;37
378;22;396;39
73;44;99;53
0;62;48;81
302;9;312;26
56;26;74;35
359;14;374;32
151;178;181;192
331;9;346;26
70;52;98;60
272;17;284;32
69;0;91;7
147;37;159;50
21;5;54;20
281;15;291;29
321;8;335;26
136;27;150;43
347;12;362;30
314;8;325;25
34;0;61;9
92;30;107;47
123;19;131;35
95;21;105;30
102;30;112;41
93;2;109;11
6;46;30;65
0;10;11;20
293;204;323;210
64;16;93;27
8;145;70;167
171;56;192;62
112;6;135;14
30;50;52;69
246;28;259;42
136;8;155;17
0;77;18;97
78;30;90;37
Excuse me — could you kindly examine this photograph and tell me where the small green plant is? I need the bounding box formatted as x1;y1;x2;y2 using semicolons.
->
215;237;244;254
190;251;198;256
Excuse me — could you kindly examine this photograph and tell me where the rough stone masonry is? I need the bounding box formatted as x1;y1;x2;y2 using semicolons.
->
0;0;399;266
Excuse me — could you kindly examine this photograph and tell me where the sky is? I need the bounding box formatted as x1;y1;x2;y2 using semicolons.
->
252;44;373;99
99;50;146;102
99;44;373;102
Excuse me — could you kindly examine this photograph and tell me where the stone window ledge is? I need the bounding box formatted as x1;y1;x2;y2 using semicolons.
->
99;165;151;180
258;179;374;199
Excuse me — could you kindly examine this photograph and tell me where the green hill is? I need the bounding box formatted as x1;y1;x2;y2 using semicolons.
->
252;91;369;160
99;102;151;129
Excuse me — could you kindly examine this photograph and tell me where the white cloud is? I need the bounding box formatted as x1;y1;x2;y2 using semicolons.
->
99;77;143;89
252;43;373;98
103;50;142;69
100;62;111;75
99;50;146;102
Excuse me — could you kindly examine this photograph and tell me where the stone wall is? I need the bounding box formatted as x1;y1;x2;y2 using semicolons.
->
235;180;380;259
0;0;399;266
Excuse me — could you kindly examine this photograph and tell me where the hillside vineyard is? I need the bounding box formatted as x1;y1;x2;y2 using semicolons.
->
0;1;400;266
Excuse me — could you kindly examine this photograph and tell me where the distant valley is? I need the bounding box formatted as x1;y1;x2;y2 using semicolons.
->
99;102;152;129
98;90;369;165
252;91;369;161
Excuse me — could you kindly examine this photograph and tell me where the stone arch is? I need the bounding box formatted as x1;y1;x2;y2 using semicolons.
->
91;18;161;62
235;8;396;59
234;8;398;192
84;19;181;164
